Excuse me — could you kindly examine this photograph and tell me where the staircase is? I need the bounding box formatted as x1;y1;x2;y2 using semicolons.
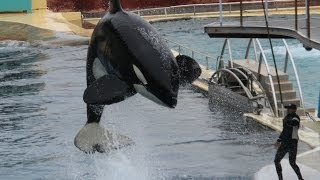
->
233;60;315;117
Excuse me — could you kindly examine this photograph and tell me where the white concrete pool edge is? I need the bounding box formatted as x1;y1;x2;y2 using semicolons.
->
0;10;92;37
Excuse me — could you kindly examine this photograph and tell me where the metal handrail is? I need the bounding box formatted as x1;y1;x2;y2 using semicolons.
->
229;68;249;81
243;38;306;116
282;39;305;111
245;38;260;62
82;0;310;23
255;39;279;117
164;38;214;70
130;0;294;18
227;39;234;68
219;38;234;68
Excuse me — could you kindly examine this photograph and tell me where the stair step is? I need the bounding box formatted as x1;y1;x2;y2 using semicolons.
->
265;81;293;91
260;74;289;82
267;90;297;100
233;60;289;82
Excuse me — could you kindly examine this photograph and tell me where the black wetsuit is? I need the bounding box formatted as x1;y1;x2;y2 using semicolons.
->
274;112;304;180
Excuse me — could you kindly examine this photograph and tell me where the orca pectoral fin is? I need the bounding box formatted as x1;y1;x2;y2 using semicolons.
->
176;55;202;84
84;75;133;105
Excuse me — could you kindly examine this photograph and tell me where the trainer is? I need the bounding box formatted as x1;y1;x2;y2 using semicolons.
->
274;103;304;180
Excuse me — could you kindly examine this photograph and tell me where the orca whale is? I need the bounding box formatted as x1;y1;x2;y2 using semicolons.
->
74;0;201;153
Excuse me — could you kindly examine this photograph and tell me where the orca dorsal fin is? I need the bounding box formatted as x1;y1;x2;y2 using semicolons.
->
109;0;123;13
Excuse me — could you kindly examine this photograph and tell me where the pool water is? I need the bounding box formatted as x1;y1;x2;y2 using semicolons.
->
0;18;315;180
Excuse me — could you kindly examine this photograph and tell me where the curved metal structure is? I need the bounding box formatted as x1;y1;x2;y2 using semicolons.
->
218;37;280;116
229;68;249;81
210;68;264;101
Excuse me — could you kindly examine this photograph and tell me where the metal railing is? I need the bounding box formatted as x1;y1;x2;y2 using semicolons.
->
218;38;234;69
82;0;315;41
130;0;301;18
164;38;214;70
218;37;306;117
245;38;305;116
82;0;316;37
282;39;305;110
254;39;280;117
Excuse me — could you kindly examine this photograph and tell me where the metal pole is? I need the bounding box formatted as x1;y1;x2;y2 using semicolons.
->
253;39;258;62
165;7;167;17
265;0;269;22
227;39;233;68
220;38;228;57
206;57;209;70
240;0;243;26
258;53;263;82
318;91;320;118
245;38;253;59
305;0;308;19
295;0;298;30
255;39;279;117
219;0;223;26
306;0;311;38
284;52;289;73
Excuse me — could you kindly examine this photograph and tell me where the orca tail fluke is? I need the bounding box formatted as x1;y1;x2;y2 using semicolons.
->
109;0;123;13
74;123;134;154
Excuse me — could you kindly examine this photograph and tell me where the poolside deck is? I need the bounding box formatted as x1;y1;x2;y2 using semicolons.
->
205;14;320;50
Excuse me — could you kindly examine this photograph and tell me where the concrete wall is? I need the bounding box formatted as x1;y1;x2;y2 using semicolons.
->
0;0;32;13
32;0;47;11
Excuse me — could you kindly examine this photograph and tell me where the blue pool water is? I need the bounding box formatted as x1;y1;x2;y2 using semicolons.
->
0;18;316;180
